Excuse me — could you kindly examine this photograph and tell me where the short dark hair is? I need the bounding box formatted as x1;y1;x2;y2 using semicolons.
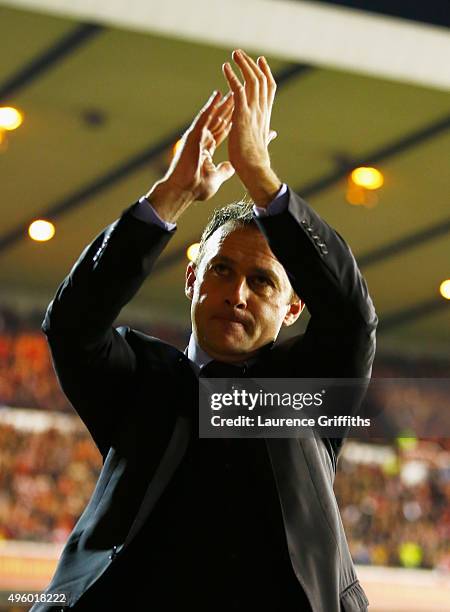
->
194;201;299;303
195;201;255;268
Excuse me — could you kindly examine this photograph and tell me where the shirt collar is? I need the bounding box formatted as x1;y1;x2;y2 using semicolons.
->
186;333;213;370
185;333;274;371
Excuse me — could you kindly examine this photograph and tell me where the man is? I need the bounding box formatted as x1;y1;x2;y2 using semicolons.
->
34;50;376;611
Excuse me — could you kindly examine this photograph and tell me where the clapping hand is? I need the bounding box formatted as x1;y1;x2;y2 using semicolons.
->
146;50;281;223
146;90;236;222
222;49;281;207
166;90;236;201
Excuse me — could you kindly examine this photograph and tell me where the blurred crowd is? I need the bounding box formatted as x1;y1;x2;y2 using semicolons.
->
335;440;450;571
1;417;448;571
0;305;189;411
0;305;449;570
0;330;68;411
0;422;101;543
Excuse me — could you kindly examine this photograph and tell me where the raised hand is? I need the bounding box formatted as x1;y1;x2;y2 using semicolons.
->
222;49;281;207
146;90;235;222
168;90;235;200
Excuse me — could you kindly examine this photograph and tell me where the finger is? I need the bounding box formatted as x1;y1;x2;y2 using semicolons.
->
218;99;234;126
268;129;278;145
232;49;261;106
214;119;233;148
191;90;222;134
201;149;214;164
209;92;234;133
202;129;216;155
211;90;234;122
219;90;234;108
208;116;223;139
210;119;228;149
257;56;277;106
222;62;247;109
201;151;217;177
239;50;268;108
210;103;234;143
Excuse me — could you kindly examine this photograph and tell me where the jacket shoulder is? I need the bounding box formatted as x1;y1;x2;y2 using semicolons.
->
270;333;305;363
116;326;186;369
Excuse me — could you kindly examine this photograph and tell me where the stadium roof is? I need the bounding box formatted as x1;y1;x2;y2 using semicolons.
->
0;0;449;357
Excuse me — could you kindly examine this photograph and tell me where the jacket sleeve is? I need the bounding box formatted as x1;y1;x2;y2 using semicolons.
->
42;203;175;458
254;186;378;379
255;188;377;462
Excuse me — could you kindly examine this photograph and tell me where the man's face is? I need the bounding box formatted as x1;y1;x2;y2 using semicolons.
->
185;223;303;363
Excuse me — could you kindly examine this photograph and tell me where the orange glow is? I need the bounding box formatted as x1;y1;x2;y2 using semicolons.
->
346;182;378;208
346;183;366;206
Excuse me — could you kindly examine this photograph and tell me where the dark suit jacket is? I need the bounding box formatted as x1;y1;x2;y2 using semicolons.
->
32;187;377;611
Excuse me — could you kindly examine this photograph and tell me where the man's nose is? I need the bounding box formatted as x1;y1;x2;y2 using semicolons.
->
224;278;248;309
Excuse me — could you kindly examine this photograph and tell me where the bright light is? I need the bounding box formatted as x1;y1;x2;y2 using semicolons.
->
351;167;384;190
186;243;200;262
439;279;450;300
28;220;55;242
0;107;23;131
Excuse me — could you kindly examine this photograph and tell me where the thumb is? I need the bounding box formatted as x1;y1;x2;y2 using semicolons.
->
215;161;235;184
268;129;278;144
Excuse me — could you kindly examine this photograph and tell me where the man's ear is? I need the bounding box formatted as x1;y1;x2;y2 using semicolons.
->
185;262;197;301
283;298;305;327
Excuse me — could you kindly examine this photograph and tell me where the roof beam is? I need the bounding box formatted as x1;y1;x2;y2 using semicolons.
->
378;298;448;332
358;218;450;268
0;24;102;102
298;114;450;200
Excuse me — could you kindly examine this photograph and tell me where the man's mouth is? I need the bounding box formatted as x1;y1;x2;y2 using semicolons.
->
214;316;249;330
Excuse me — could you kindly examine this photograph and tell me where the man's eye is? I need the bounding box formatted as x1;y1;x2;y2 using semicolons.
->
253;276;271;287
212;263;229;274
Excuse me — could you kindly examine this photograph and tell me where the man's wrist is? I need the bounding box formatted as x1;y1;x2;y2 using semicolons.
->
145;180;195;223
239;166;282;208
253;183;288;218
